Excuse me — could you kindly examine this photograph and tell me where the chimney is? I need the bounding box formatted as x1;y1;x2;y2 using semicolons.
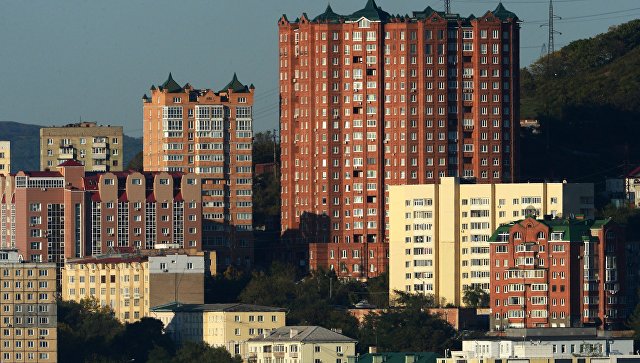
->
289;329;298;338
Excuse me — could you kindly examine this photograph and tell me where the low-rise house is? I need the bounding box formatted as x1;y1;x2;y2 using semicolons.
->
247;326;356;363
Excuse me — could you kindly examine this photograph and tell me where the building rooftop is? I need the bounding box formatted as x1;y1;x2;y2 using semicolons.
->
248;326;356;343
355;352;437;363
284;0;517;24
66;254;148;265
150;302;286;313
489;217;613;243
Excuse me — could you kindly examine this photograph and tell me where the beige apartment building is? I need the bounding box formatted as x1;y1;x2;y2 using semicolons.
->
63;253;207;323
149;303;286;359
247;326;357;363
40;122;123;172
0;249;57;363
0;141;10;175
388;177;594;306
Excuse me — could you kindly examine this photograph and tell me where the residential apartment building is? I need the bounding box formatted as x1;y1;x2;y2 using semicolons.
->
247;326;357;363
0;141;10;175
143;73;254;270
490;217;632;330
440;328;634;362
0;160;202;287
63;252;206;323
149;303;286;359
0;249;57;363
40;122;123;172
279;1;520;278
388;177;594;306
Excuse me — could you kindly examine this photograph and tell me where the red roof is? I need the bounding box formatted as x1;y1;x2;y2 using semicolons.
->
118;191;128;202
627;166;640;178
58;160;84;167
23;171;62;177
146;192;156;202
91;192;101;202
68;255;147;265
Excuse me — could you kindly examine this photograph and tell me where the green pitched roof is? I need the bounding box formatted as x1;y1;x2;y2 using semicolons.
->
160;73;182;93
313;4;343;23
349;0;390;22
412;6;446;20
220;73;249;93
489;218;605;243
356;352;438;363
492;2;518;21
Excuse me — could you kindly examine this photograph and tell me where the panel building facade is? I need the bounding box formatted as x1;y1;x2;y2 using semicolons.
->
142;74;254;270
40;122;123;172
0;141;10;175
0;249;57;363
278;1;520;278
388;177;594;306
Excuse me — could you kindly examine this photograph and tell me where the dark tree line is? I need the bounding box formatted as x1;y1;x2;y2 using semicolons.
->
58;298;241;363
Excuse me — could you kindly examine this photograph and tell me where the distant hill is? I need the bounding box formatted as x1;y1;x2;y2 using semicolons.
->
0;121;142;172
520;19;640;183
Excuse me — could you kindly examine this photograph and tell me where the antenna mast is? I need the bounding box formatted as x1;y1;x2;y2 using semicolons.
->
444;0;451;14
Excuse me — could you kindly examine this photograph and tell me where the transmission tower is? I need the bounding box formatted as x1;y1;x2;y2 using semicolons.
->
540;43;547;60
444;0;451;14
540;0;561;57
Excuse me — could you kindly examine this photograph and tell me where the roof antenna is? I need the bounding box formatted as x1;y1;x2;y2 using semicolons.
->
444;0;451;14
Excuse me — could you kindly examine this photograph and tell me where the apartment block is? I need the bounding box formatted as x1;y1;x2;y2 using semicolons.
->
63;252;206;323
149;303;286;359
0;249;57;363
247;326;357;363
279;1;520;278
0;160;202;288
40;122;123;172
143;73;254;271
388;177;594;306
0;141;10;175
490;217;633;330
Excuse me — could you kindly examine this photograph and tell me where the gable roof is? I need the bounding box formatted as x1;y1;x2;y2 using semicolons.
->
150;302;286;313
248;326;356;343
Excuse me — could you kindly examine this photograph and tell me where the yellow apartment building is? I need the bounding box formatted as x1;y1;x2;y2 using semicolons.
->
388;177;594;306
247;326;357;363
0;249;57;363
0;141;10;175
149;303;286;360
62;253;206;323
40;122;123;172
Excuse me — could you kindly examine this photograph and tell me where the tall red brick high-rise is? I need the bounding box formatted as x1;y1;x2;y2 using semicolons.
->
143;74;255;270
278;1;520;278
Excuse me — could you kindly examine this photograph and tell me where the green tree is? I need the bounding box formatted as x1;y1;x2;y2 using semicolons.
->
462;285;490;308
252;131;279;165
173;342;242;363
126;151;143;171
358;306;457;353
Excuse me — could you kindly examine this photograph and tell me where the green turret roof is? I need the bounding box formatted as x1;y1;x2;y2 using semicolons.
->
160;73;182;93
412;6;446;19
492;2;518;21
313;4;343;23
349;0;390;22
220;73;249;93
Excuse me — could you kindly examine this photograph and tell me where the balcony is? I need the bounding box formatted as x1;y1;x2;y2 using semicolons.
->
92;142;107;148
92;164;107;172
58;151;75;159
92;152;107;160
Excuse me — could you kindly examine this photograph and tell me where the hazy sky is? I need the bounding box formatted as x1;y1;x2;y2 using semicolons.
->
1;0;638;137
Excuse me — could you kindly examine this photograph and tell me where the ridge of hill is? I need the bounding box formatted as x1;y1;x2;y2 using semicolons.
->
520;19;640;183
0;121;142;172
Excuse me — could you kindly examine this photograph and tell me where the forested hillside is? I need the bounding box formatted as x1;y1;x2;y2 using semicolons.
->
520;19;640;182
